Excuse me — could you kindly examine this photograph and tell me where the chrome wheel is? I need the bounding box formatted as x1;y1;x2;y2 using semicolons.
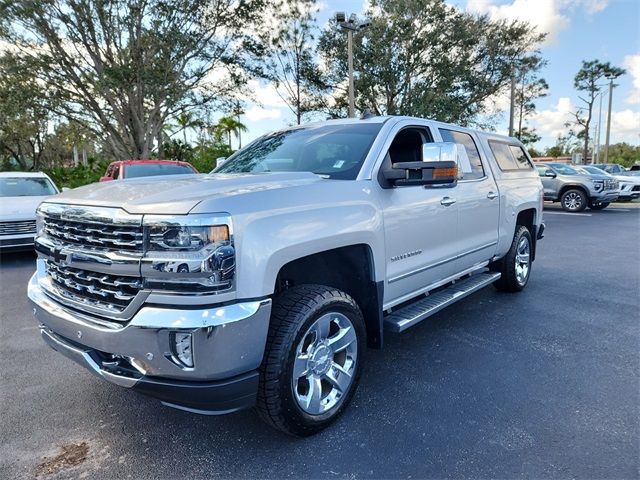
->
292;312;357;415
562;191;583;211
515;236;530;285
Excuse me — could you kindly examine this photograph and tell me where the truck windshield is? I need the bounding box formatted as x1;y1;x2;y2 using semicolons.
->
215;123;383;180
125;163;195;178
550;164;579;175
0;177;57;197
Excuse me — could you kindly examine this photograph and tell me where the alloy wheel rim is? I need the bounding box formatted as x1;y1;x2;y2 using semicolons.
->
563;192;582;210
292;312;357;415
515;236;530;285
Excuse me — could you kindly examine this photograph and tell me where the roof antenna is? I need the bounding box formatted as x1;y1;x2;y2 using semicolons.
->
360;109;375;120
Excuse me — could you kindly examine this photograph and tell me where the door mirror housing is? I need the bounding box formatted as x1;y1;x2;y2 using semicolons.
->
381;142;461;187
544;170;557;178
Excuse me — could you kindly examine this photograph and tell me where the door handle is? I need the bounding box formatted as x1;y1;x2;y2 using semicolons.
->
440;197;456;206
487;191;498;200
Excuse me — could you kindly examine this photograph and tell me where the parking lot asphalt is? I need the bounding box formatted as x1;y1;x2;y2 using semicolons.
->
1;207;638;479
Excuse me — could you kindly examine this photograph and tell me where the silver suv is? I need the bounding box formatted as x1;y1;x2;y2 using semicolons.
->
536;163;619;212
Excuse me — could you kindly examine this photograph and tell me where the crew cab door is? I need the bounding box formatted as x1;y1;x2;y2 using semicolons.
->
437;128;499;270
377;124;460;309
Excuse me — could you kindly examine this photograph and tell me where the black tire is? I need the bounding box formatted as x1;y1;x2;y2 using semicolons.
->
560;188;587;212
589;201;610;210
492;226;533;293
256;284;365;436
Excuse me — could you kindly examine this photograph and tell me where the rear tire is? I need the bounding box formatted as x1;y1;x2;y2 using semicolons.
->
589;201;610;210
492;226;532;293
560;189;587;212
256;284;365;436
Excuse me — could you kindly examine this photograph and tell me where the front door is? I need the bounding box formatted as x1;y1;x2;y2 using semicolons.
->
379;125;460;309
437;128;499;270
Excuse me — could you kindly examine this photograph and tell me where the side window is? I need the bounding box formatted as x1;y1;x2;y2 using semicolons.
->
439;129;485;180
489;141;519;171
113;165;121;179
509;145;533;169
536;166;549;177
387;127;433;166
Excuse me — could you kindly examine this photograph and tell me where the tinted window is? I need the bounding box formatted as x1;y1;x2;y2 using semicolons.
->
0;177;57;197
549;164;578;175
439;129;484;180
125;163;195;179
509;145;533;169
216;123;382;180
489;141;519;170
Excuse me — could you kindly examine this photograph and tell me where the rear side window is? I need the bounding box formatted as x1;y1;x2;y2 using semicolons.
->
439;129;485;180
489;141;532;171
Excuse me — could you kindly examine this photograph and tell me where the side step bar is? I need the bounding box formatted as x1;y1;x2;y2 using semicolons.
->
384;271;501;333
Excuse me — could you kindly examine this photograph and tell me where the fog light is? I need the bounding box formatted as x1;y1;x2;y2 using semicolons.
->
172;332;194;368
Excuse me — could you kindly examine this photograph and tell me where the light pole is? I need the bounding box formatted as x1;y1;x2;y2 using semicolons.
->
603;73;616;164
336;12;370;118
594;89;604;163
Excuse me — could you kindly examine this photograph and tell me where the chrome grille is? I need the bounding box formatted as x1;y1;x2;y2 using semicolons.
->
0;220;36;235
43;217;143;251
605;179;618;191
45;260;142;313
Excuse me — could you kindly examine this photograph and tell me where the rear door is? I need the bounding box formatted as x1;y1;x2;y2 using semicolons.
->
437;128;500;270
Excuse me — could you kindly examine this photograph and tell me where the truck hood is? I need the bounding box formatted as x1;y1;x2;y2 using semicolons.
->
43;172;324;214
0;195;53;221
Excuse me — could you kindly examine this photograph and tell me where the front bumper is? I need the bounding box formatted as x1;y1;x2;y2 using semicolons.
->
0;233;35;249
590;190;619;203
28;272;272;414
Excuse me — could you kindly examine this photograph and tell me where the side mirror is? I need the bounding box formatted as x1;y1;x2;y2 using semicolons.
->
61;187;70;192
99;176;113;182
544;170;557;178
381;142;460;187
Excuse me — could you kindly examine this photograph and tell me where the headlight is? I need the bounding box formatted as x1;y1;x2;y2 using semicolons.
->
591;179;604;191
35;210;45;236
141;214;235;293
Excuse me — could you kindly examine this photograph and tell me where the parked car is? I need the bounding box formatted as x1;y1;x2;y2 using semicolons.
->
29;116;544;436
0;172;59;250
100;159;198;181
591;163;628;175
536;162;618;211
578;165;640;202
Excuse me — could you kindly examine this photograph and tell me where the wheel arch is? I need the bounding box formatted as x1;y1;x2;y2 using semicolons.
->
559;183;590;199
274;244;384;349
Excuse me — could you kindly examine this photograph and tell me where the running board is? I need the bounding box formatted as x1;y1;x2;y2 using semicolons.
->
384;272;501;333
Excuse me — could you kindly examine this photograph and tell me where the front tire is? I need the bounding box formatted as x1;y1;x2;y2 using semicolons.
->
492;226;532;292
257;284;365;436
589;201;610;210
560;189;587;212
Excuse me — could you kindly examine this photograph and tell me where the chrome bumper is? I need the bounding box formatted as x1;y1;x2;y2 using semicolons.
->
28;272;271;383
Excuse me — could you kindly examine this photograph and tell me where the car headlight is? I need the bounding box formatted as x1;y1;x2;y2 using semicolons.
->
35;210;45;236
141;214;235;293
591;179;604;191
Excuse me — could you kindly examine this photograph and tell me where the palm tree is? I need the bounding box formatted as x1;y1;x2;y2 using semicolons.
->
172;111;202;145
215;116;248;150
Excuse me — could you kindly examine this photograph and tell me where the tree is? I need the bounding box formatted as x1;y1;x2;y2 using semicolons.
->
0;54;52;170
258;0;326;124
1;0;264;160
545;134;579;158
215;116;248;150
318;0;545;124
571;60;625;163
514;56;548;145
171;111;202;145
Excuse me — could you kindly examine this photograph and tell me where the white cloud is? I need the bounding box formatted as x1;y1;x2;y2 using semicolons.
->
530;97;575;139
243;80;288;109
609;109;640;143
244;106;282;122
466;0;609;44
623;54;640;105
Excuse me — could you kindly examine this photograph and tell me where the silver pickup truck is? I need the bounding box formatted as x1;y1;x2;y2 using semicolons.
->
28;116;544;436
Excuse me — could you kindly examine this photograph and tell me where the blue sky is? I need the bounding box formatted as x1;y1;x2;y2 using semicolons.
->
235;0;639;150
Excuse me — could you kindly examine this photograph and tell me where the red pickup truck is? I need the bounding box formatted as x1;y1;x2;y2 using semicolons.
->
100;160;198;181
